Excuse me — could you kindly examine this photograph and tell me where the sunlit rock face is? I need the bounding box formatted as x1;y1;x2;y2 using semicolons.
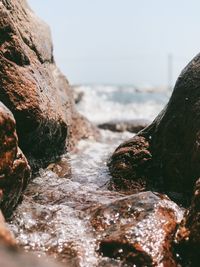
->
0;102;30;218
0;0;97;168
90;191;184;267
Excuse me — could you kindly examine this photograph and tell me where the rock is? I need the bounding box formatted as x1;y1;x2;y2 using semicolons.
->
175;178;200;266
0;245;66;267
0;0;97;167
109;53;200;205
0;102;31;217
47;156;71;178
108;136;152;194
0;210;16;248
90;191;184;267
98;119;150;133
73;89;84;104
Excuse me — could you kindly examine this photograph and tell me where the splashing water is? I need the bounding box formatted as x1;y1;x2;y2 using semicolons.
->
9;130;133;266
74;85;170;124
8;86;182;266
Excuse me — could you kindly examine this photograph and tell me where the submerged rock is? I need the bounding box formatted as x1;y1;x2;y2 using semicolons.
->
98;119;150;133
46;156;71;178
90;191;184;266
109;53;200;204
0;0;97;167
0;102;30;217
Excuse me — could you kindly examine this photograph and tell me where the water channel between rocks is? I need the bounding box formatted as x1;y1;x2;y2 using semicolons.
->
8;87;184;266
8;130;134;266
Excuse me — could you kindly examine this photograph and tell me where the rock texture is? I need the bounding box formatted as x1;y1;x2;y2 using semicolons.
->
0;102;30;217
0;210;16;248
0;245;66;267
175;178;200;266
98;119;150;133
90;191;183;266
109;53;200;205
0;0;97;167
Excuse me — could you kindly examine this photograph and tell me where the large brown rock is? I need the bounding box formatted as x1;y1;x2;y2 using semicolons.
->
90;191;183;266
109;53;200;205
0;0;97;167
0;102;30;217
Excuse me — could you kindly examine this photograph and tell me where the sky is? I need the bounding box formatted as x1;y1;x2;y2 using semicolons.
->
28;0;200;87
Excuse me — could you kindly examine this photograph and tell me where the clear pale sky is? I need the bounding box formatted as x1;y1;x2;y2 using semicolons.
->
28;0;200;87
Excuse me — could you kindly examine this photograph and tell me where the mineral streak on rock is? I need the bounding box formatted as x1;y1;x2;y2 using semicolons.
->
0;0;98;168
90;191;184;266
109;53;200;204
0;102;30;217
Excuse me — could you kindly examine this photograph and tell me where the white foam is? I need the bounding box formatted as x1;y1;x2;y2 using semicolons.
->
74;85;169;124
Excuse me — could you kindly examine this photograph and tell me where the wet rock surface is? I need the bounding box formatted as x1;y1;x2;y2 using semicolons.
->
90;191;183;267
0;102;30;217
46;156;71;178
0;210;16;248
98;119;150;133
6;131;145;267
0;0;97;167
108;135;152;194
109;53;200;205
0;245;66;267
175;178;200;266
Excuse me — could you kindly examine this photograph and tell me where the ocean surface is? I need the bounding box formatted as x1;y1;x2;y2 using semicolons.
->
9;85;173;267
74;85;170;124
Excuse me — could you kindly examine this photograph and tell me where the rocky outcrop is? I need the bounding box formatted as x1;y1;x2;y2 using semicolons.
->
90;191;183;266
0;102;30;217
98;119;150;133
109;53;200;205
0;0;97;167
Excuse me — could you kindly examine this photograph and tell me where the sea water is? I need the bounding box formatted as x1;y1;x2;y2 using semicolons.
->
8;85;173;266
74;85;170;124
